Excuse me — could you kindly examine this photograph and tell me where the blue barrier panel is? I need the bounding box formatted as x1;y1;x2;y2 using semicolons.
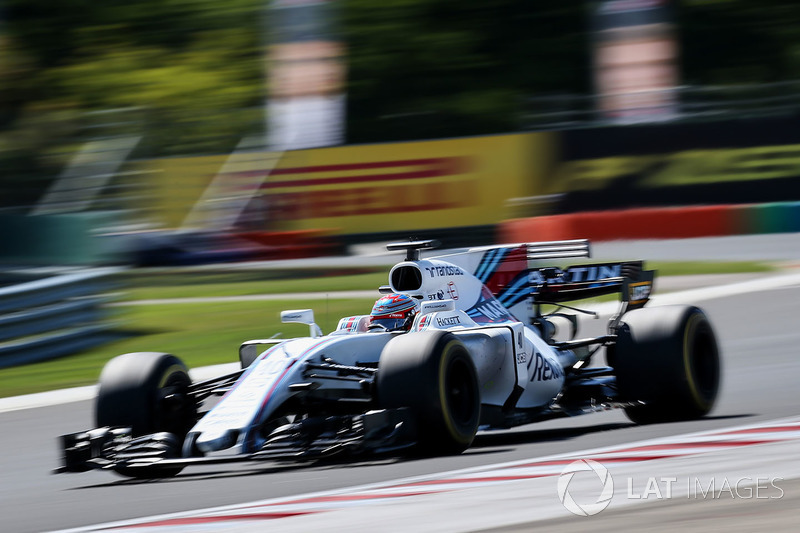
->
0;297;108;343
0;269;117;314
0;324;120;369
786;201;800;233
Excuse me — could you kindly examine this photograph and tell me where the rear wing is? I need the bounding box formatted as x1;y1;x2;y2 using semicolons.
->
531;260;654;310
458;239;652;319
398;238;654;324
525;240;654;314
526;239;591;261
524;244;655;341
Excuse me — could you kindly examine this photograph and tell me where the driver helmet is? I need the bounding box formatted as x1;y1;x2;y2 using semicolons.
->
369;293;419;331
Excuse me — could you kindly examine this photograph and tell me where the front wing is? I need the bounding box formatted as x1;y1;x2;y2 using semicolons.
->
56;409;415;475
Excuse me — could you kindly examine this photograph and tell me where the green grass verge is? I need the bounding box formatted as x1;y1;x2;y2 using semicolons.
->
0;260;775;398
649;260;774;276
120;261;773;301
0;298;375;398
122;268;389;300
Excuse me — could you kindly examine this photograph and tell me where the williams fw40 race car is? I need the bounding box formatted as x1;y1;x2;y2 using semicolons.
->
57;239;721;478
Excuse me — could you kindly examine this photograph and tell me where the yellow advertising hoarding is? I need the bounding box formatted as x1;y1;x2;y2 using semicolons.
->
145;154;229;230
143;133;555;235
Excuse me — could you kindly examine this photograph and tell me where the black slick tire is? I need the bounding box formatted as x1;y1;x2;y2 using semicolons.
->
96;352;196;478
377;330;480;455
614;305;720;424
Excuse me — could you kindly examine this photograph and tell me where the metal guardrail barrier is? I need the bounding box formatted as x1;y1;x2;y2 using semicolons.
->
0;268;121;369
524;81;800;130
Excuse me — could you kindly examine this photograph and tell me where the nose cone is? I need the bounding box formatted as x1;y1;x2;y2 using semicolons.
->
194;428;238;453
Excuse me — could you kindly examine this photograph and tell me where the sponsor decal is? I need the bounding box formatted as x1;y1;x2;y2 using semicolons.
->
425;265;465;278
628;281;652;303
446;281;459;300
424;302;450;310
416;315;431;330
516;351;528;365
467;287;516;323
529;264;623;285
435;315;461;327
472;300;510;321
566;264;622;282
373;312;405;319
428;290;446;300
528;350;564;382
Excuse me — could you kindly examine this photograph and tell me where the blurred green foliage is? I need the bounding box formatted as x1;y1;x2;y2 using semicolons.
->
2;0;800;206
0;0;264;206
680;0;800;84
344;1;591;142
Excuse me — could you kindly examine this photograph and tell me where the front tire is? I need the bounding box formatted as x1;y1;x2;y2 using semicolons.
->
614;305;720;424
377;331;480;455
96;352;196;478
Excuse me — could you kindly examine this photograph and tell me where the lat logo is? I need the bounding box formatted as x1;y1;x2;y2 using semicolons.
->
558;459;614;516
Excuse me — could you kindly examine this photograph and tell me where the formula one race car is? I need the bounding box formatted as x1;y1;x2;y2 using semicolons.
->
57;239;720;478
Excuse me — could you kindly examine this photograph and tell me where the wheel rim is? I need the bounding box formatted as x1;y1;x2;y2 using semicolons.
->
155;371;194;436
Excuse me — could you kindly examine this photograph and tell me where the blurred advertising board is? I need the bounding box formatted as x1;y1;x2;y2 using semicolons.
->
142;133;556;234
268;0;345;150
260;134;553;233
549;114;800;212
591;0;680;122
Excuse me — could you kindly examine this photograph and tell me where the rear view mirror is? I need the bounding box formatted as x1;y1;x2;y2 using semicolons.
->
281;309;322;338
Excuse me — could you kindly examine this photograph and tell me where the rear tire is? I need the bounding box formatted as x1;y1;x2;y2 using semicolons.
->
377;331;480;455
614;306;720;424
96;352;196;478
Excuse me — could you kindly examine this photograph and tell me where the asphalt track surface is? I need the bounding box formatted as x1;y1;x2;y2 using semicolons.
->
2;273;800;531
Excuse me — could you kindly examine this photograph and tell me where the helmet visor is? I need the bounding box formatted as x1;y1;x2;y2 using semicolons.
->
369;314;408;331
